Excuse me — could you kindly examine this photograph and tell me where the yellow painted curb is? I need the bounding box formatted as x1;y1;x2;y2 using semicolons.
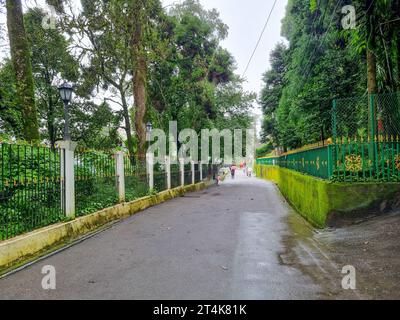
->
0;182;210;271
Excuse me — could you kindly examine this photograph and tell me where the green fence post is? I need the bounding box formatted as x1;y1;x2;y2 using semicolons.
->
331;100;338;180
332;99;337;142
369;94;376;140
327;144;333;179
369;94;377;171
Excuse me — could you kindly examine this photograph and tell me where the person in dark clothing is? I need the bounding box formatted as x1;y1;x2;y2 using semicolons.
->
230;164;237;179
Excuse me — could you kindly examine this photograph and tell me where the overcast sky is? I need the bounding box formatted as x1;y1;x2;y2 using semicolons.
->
1;0;289;122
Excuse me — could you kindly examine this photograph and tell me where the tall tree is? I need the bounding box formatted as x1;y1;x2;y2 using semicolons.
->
260;42;288;144
366;0;377;94
145;0;255;155
129;1;151;160
24;8;79;147
65;0;136;156
125;0;164;160
5;0;39;141
0;60;22;137
260;0;400;151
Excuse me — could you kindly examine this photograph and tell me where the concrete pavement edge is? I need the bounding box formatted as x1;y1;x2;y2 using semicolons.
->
0;181;212;274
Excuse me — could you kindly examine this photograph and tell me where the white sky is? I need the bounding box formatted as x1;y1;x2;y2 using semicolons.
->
0;0;288;133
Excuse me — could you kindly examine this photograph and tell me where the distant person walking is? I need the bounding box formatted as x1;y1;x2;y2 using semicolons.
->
230;164;237;179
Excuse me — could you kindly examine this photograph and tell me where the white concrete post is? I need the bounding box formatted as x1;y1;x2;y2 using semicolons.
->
179;158;185;187
57;140;77;219
191;160;195;184
146;152;154;190
165;156;171;189
199;161;203;181
115;151;125;203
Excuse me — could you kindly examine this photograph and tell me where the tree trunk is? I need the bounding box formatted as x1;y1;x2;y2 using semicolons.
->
397;36;400;90
365;0;377;94
48;94;56;149
45;70;56;149
133;57;147;161
121;94;135;161
6;0;39;142
379;23;395;91
367;50;377;94
131;13;147;162
365;0;377;159
396;0;400;91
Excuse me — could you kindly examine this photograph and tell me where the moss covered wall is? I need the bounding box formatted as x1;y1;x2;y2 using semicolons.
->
255;164;400;228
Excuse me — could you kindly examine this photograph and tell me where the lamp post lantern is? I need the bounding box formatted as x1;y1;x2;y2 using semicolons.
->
146;122;153;134
146;122;153;153
58;82;73;140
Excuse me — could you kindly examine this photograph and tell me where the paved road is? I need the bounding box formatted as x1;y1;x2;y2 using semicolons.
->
0;171;361;299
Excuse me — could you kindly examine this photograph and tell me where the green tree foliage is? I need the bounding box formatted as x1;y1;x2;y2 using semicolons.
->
65;0;137;155
128;0;164;160
1;7;118;149
260;43;288;144
5;0;39;141
344;0;400;92
24;8;79;147
256;143;274;158
0;60;22;137
149;0;254;138
260;0;400;150
1;0;254;155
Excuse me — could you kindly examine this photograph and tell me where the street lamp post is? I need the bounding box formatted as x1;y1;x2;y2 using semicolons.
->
145;122;153;186
146;122;153;153
56;83;75;219
146;122;153;134
58;83;73;141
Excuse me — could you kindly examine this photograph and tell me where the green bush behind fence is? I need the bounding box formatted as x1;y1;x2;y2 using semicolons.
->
0;142;64;240
1;142;213;241
74;149;119;217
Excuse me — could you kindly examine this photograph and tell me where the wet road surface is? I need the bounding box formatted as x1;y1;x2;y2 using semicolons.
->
316;210;400;299
0;171;364;299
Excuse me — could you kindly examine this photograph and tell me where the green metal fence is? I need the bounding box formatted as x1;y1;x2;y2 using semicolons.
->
257;146;331;180
280;146;331;179
195;166;201;183
333;92;400;142
74;149;119;217
0;139;215;242
375;93;400;137
256;157;279;166
257;137;400;182
332;95;369;140
124;156;149;202
154;169;168;192
184;164;192;185
202;163;210;180
171;163;181;188
0;142;64;240
331;92;400;181
257;92;400;183
332;137;400;182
